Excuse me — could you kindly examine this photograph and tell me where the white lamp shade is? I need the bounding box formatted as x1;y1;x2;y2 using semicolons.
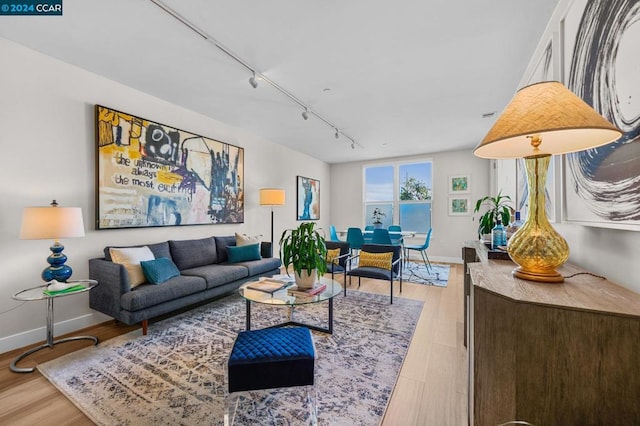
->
20;206;85;240
259;188;286;206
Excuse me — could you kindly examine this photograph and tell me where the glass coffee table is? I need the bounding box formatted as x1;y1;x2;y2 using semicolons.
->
239;276;342;334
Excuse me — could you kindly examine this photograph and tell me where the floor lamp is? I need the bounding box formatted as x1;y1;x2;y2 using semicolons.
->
474;81;621;282
260;188;286;256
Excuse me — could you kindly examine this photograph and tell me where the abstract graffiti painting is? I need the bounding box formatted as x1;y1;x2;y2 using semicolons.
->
563;0;640;229
95;105;244;229
296;176;320;220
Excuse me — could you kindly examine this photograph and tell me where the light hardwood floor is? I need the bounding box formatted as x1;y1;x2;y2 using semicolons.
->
0;263;468;425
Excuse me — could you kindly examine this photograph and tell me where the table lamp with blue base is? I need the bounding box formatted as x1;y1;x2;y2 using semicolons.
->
20;200;85;282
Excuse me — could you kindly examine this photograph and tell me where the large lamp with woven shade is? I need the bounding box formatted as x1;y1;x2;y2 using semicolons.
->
474;81;622;283
260;188;286;256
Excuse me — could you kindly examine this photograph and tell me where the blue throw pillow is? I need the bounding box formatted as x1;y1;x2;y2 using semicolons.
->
140;257;180;284
227;243;261;263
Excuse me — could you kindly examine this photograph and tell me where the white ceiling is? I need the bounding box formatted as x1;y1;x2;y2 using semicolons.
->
0;0;559;164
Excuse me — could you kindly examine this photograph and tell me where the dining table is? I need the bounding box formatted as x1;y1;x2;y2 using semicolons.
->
339;229;416;241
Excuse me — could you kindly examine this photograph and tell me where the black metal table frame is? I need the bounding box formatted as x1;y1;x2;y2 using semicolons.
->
245;297;334;334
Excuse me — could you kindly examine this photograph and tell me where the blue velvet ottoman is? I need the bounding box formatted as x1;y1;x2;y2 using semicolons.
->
225;327;317;424
227;326;316;392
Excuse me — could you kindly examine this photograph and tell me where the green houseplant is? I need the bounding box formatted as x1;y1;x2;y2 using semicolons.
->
279;222;327;289
473;190;513;239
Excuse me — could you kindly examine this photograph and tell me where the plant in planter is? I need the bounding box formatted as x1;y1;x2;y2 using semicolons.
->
371;208;386;228
279;222;327;289
473;190;513;241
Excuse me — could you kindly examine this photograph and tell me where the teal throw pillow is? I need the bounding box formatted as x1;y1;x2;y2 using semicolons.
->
227;243;261;263
140;257;180;284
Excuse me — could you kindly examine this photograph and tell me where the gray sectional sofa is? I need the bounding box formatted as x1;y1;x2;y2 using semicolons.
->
89;236;281;334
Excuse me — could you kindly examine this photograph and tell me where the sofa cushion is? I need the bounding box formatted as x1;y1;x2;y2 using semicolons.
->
235;232;263;246
214;236;236;263
181;264;249;289
232;257;282;276
121;275;207;311
109;246;155;288
227;243;261;263
104;241;170;261
140;257;181;284
169;237;217;270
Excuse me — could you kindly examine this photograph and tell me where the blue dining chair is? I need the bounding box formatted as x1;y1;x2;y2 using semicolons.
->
329;225;342;242
363;225;374;243
372;228;392;245
404;228;433;272
346;227;365;253
388;225;403;245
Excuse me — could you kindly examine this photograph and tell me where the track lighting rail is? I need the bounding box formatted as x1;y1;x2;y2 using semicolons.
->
150;0;360;149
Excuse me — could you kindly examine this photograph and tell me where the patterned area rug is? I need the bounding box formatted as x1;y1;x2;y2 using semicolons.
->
38;291;423;425
401;262;450;287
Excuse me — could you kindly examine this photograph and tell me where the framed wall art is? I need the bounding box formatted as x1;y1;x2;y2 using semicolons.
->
296;176;320;220
449;175;470;194
448;197;470;216
95;105;244;229
561;0;640;230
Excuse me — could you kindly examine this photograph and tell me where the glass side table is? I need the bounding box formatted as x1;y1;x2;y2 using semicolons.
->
11;279;99;373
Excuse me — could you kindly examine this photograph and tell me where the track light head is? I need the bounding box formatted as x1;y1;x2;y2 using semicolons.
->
302;109;309;120
249;72;258;88
351;142;355;150
334;129;339;139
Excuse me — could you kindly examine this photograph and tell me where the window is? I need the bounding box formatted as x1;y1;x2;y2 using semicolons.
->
364;161;432;233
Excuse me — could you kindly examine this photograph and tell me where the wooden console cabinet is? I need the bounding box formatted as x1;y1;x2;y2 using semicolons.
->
466;245;640;425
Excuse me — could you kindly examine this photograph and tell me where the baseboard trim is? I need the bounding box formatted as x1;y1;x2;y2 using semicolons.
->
0;312;108;355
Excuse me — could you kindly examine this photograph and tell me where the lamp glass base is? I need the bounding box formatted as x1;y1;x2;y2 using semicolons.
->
42;241;73;282
507;154;569;283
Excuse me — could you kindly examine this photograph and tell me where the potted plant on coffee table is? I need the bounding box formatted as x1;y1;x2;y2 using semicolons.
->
279;222;327;289
473;190;513;244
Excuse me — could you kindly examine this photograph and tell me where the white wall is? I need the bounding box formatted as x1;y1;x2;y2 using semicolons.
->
0;37;330;353
330;149;490;263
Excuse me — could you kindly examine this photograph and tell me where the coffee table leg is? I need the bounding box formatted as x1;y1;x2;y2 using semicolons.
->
328;298;334;334
246;299;251;330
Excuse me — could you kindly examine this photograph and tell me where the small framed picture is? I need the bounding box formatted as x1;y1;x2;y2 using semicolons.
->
448;197;471;216
449;174;470;194
296;176;320;220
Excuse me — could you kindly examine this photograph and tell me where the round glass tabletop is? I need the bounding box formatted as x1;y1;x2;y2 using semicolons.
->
13;279;99;301
239;275;342;306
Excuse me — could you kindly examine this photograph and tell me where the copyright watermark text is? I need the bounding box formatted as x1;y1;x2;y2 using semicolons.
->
0;0;62;15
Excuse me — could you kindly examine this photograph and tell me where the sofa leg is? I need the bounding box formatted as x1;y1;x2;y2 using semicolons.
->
142;319;148;335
